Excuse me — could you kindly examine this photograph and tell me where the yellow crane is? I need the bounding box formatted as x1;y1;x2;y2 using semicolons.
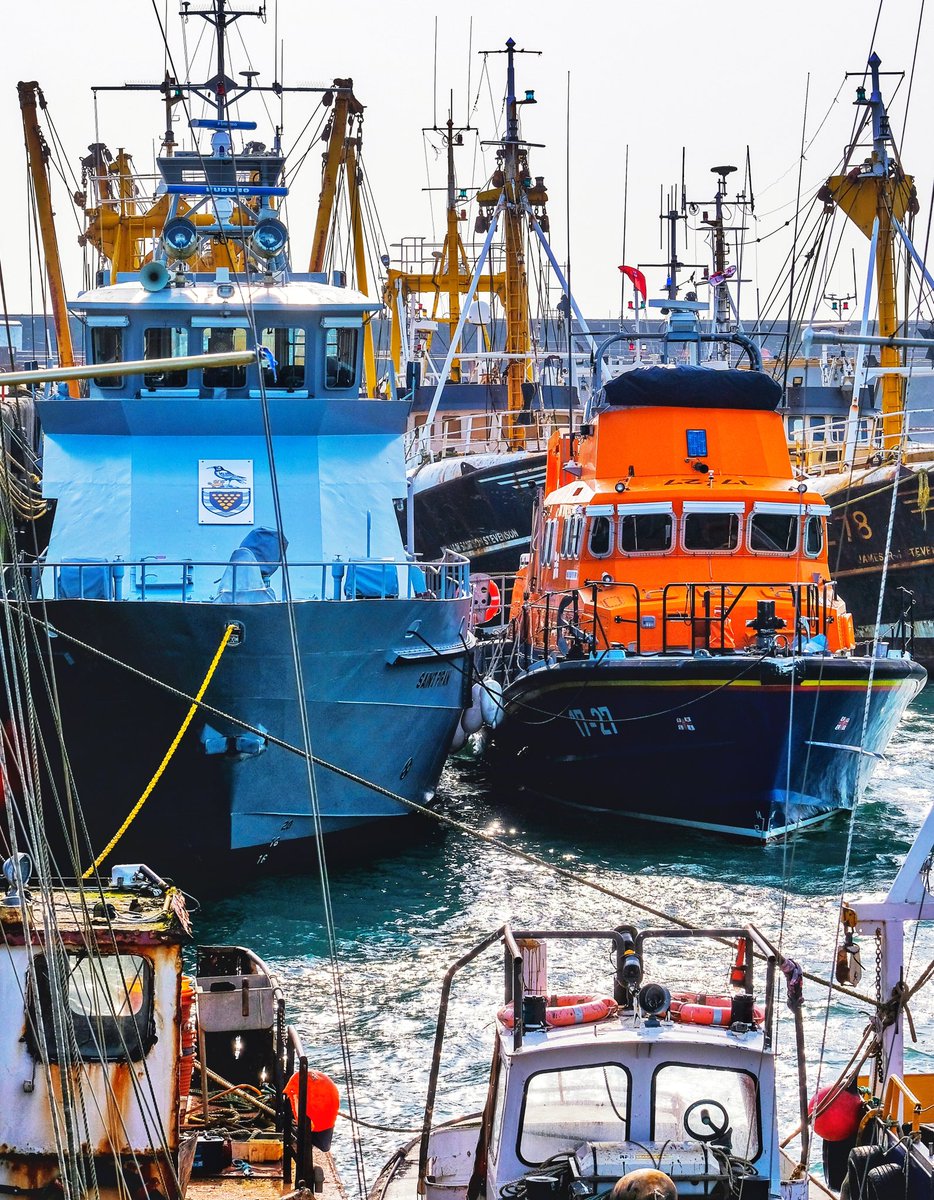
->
17;81;78;397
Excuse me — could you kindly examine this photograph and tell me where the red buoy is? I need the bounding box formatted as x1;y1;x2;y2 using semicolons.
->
808;1085;862;1141
285;1070;340;1150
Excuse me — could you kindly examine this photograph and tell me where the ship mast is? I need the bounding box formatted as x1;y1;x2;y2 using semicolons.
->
17;81;78;396
823;54;919;451
501;38;533;448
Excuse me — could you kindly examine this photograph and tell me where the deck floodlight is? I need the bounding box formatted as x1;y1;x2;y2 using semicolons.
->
162;216;200;260
638;982;671;1017
251;217;288;260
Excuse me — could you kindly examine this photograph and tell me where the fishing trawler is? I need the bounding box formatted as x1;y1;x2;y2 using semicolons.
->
393;39;593;577
371;923;807;1200
488;301;925;841
4;1;472;879
0;857;341;1198
786;54;934;668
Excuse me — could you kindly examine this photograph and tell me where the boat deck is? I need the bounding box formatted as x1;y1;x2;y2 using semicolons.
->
190;1151;346;1200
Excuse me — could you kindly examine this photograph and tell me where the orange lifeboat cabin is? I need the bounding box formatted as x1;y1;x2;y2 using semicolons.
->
494;349;925;840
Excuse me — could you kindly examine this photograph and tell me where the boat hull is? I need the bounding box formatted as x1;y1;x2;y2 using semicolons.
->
11;595;470;880
401;453;546;573
490;653;926;840
822;462;934;669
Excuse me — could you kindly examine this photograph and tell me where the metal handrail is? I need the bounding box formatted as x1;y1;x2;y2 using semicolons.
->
524;578;834;660
16;551;471;604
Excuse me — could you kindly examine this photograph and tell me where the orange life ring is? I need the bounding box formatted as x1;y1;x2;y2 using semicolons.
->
669;991;764;1027
497;994;618;1029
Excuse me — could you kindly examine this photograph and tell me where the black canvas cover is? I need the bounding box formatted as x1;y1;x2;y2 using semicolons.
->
601;366;782;411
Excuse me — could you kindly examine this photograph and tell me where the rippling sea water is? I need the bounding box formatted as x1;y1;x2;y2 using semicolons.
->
196;688;934;1194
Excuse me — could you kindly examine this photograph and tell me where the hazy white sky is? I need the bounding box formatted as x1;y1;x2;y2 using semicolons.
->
2;0;932;321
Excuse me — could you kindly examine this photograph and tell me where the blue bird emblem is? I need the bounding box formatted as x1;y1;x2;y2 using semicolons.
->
210;465;248;486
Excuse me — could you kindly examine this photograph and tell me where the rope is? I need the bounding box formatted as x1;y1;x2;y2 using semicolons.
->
81;622;236;877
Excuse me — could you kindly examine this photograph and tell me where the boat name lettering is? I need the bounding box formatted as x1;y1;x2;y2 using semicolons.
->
446;529;520;553
568;706;618;738
416;669;452;690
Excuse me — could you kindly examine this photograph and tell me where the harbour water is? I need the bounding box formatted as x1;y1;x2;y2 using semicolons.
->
197;687;934;1189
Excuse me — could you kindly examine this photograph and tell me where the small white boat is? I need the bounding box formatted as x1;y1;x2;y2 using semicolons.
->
371;923;807;1200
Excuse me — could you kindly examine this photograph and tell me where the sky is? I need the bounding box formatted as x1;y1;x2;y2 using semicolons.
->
2;0;932;322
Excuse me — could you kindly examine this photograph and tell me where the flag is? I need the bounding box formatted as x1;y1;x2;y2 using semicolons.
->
708;264;737;287
618;265;647;298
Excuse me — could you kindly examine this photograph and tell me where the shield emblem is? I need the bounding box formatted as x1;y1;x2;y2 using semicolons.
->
201;488;252;518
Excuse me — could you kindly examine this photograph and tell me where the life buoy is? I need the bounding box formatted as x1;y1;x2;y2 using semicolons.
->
669;991;764;1027
497;993;618;1028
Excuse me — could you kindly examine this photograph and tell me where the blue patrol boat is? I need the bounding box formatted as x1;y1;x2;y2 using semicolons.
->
4;1;472;879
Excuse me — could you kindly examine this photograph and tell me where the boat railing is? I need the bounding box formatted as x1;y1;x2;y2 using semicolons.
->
788;405;934;475
283;1022;316;1187
530;579;838;659
879;1074;923;1135
406;409;568;463
11;551;471;604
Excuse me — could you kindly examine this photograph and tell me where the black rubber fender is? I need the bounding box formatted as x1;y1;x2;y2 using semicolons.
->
865;1162;908;1200
841;1144;888;1200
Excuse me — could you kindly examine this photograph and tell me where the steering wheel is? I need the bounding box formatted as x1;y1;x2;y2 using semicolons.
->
683;1099;731;1143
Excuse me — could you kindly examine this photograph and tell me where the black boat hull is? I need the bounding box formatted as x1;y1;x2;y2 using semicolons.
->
401;453;546;573
490;652;925;840
8;595;469;881
824;462;934;668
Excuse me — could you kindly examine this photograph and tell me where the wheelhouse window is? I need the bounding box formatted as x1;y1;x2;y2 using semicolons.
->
143;327;189;388
683;511;741;553
92;327;124;389
261;327;306;390
588;513;614;558
541;518;559;567
652;1062;761;1161
561;511;585;559
749;510;798;554
203;327;248;388
620;512;673;554
804;515;824;557
519;1063;630;1164
324;327;359;389
28;952;155;1063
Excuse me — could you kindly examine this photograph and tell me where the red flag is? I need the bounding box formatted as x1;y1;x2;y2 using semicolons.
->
618;265;647;298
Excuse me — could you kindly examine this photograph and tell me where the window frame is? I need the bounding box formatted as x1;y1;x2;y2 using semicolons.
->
618;505;676;557
91;327;125;390
323;326;360;391
27;951;156;1064
260;325;307;391
202;326;249;390
587;512;616;559
804;515;825;558
541;518;559;567
681;504;744;556
747;505;800;557
142;325;190;389
516;1060;632;1167
649;1059;763;1162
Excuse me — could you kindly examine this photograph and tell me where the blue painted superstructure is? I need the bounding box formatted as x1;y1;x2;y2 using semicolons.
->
4;11;473;879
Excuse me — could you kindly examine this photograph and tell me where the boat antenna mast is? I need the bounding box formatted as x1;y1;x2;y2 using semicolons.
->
179;0;266;124
685;162;755;360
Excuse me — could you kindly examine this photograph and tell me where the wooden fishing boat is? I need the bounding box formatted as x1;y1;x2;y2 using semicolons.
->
488;301;926;841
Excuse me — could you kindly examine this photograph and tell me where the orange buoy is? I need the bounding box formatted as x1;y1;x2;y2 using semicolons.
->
809;1085;863;1141
285;1069;340;1150
497;994;618;1028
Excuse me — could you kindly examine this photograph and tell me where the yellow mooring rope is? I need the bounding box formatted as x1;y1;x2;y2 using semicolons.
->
82;622;237;879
